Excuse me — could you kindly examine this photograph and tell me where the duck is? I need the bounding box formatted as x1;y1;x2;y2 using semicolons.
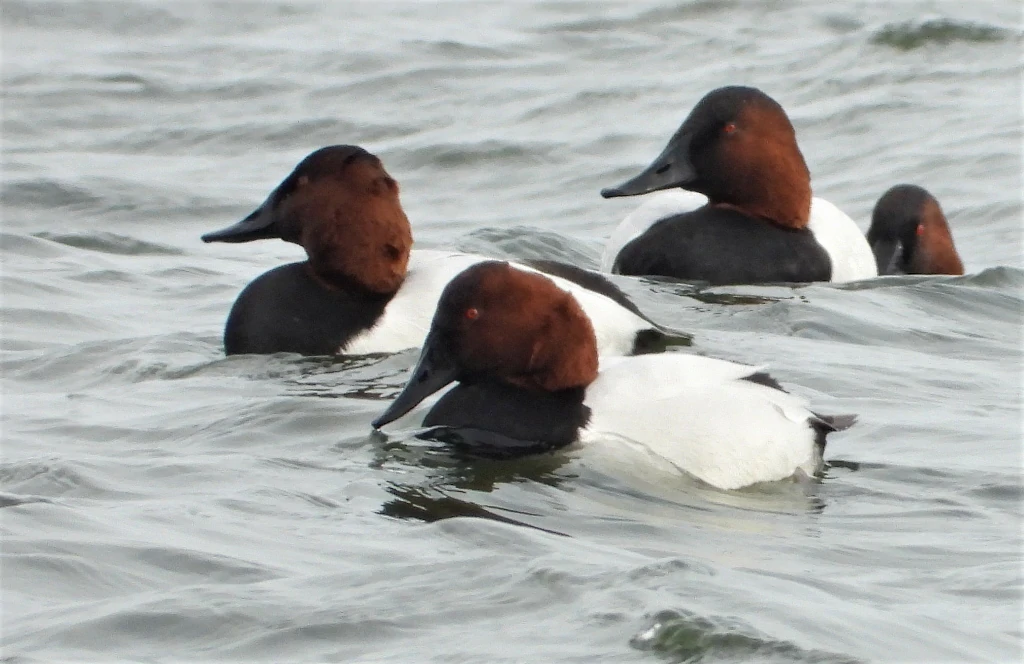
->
201;145;671;357
372;261;855;491
867;184;964;275
599;86;877;285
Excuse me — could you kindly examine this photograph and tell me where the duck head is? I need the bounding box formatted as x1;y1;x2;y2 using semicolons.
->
867;184;964;275
372;262;599;428
601;86;812;229
202;145;413;294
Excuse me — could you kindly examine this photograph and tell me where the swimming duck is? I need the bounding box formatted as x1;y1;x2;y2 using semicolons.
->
202;145;668;357
599;86;877;285
867;184;964;275
372;261;855;491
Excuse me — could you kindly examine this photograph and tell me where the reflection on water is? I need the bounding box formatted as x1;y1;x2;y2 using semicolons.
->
367;429;573;492
380;484;571;537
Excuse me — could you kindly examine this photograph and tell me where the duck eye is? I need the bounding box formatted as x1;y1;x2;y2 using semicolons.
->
915;223;925;236
465;307;480;320
723;122;737;134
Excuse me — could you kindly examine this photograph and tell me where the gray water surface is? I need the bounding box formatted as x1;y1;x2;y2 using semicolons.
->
3;2;1022;662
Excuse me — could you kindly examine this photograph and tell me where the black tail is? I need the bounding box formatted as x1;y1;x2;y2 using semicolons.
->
814;413;857;432
810;413;857;454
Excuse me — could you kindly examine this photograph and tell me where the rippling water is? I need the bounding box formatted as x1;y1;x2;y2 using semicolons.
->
3;2;1022;662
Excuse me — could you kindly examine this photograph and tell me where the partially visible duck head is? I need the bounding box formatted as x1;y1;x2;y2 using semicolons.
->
372;261;599;428
867;184;964;275
601;86;812;229
202;145;413;294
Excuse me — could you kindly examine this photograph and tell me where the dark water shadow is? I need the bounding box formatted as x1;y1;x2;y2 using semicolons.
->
365;429;573;493
365;424;579;532
637;275;787;306
379;484;570;538
0;491;55;508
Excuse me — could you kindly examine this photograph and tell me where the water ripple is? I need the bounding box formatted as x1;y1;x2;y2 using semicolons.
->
2;1;1021;662
630;609;863;663
872;18;1014;50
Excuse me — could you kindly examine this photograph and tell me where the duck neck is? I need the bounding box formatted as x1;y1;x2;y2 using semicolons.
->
713;153;811;230
305;263;399;302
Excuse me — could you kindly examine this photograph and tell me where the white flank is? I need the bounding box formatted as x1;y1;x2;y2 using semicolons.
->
580;354;822;490
807;197;878;282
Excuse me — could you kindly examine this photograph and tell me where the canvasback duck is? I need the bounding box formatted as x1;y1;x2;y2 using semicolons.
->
599;86;877;285
867;184;964;275
372;261;855;491
202;145;671;357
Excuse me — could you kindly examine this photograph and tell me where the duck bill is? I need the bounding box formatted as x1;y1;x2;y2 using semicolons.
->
600;132;697;198
201;193;280;243
871;239;903;275
372;331;459;429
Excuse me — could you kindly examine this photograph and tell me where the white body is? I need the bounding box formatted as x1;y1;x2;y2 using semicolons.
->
805;197;878;281
599;190;878;281
345;249;652;356
579;353;824;490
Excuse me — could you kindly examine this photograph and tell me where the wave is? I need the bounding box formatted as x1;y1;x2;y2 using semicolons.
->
393;139;560;171
872;18;1012;50
3;0;186;35
631;609;863;663
34;232;184;256
2;179;100;209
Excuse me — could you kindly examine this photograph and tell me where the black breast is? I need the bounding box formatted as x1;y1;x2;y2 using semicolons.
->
613;207;832;285
420;382;591;458
222;262;392;355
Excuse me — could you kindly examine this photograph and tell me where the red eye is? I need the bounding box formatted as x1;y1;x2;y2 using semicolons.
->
465;307;479;320
723;122;737;134
916;224;925;236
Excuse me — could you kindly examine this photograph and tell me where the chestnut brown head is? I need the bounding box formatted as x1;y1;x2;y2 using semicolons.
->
372;262;599;428
868;184;964;275
202;145;413;294
602;86;812;229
